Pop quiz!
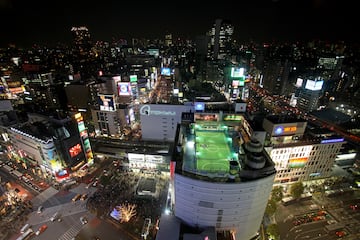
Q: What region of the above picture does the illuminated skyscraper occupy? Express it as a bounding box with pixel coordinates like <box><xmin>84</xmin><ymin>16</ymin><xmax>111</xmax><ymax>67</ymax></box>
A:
<box><xmin>207</xmin><ymin>19</ymin><xmax>234</xmax><ymax>59</ymax></box>
<box><xmin>70</xmin><ymin>26</ymin><xmax>96</xmax><ymax>80</ymax></box>
<box><xmin>71</xmin><ymin>26</ymin><xmax>92</xmax><ymax>58</ymax></box>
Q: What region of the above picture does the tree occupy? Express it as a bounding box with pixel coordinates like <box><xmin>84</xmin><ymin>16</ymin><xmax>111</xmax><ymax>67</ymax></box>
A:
<box><xmin>99</xmin><ymin>175</ymin><xmax>110</xmax><ymax>186</ymax></box>
<box><xmin>290</xmin><ymin>181</ymin><xmax>304</xmax><ymax>199</ymax></box>
<box><xmin>120</xmin><ymin>203</ymin><xmax>137</xmax><ymax>223</ymax></box>
<box><xmin>266</xmin><ymin>224</ymin><xmax>280</xmax><ymax>240</ymax></box>
<box><xmin>271</xmin><ymin>186</ymin><xmax>283</xmax><ymax>202</ymax></box>
<box><xmin>265</xmin><ymin>199</ymin><xmax>277</xmax><ymax>216</ymax></box>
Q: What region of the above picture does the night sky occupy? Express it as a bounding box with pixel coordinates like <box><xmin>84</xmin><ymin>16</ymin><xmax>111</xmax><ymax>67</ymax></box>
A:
<box><xmin>0</xmin><ymin>0</ymin><xmax>357</xmax><ymax>48</ymax></box>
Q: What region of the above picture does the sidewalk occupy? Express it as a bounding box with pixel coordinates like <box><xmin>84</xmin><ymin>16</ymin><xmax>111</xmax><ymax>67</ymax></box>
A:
<box><xmin>105</xmin><ymin>217</ymin><xmax>140</xmax><ymax>240</ymax></box>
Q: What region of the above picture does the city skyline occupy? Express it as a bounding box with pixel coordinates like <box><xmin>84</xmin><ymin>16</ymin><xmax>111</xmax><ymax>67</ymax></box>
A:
<box><xmin>0</xmin><ymin>0</ymin><xmax>357</xmax><ymax>48</ymax></box>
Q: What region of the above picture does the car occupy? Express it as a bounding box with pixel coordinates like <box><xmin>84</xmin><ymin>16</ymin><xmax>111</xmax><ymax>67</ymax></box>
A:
<box><xmin>80</xmin><ymin>216</ymin><xmax>88</xmax><ymax>225</ymax></box>
<box><xmin>92</xmin><ymin>180</ymin><xmax>98</xmax><ymax>187</ymax></box>
<box><xmin>72</xmin><ymin>193</ymin><xmax>81</xmax><ymax>202</ymax></box>
<box><xmin>80</xmin><ymin>193</ymin><xmax>88</xmax><ymax>201</ymax></box>
<box><xmin>50</xmin><ymin>212</ymin><xmax>59</xmax><ymax>221</ymax></box>
<box><xmin>35</xmin><ymin>224</ymin><xmax>47</xmax><ymax>235</ymax></box>
<box><xmin>37</xmin><ymin>206</ymin><xmax>44</xmax><ymax>214</ymax></box>
<box><xmin>335</xmin><ymin>230</ymin><xmax>347</xmax><ymax>238</ymax></box>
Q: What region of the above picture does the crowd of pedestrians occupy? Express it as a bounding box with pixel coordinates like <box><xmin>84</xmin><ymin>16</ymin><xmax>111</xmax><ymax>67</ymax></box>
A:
<box><xmin>86</xmin><ymin>165</ymin><xmax>170</xmax><ymax>239</ymax></box>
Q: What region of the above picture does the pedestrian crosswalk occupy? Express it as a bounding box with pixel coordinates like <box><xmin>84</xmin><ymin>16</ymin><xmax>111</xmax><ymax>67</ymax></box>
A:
<box><xmin>57</xmin><ymin>221</ymin><xmax>83</xmax><ymax>240</ymax></box>
<box><xmin>31</xmin><ymin>187</ymin><xmax>58</xmax><ymax>207</ymax></box>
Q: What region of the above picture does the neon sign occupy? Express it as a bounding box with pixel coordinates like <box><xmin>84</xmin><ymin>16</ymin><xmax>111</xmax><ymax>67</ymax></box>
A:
<box><xmin>275</xmin><ymin>126</ymin><xmax>297</xmax><ymax>135</ymax></box>
<box><xmin>321</xmin><ymin>138</ymin><xmax>344</xmax><ymax>144</ymax></box>
<box><xmin>140</xmin><ymin>105</ymin><xmax>176</xmax><ymax>116</ymax></box>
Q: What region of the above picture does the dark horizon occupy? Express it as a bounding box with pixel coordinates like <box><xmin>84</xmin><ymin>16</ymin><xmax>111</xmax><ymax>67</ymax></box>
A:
<box><xmin>0</xmin><ymin>0</ymin><xmax>357</xmax><ymax>48</ymax></box>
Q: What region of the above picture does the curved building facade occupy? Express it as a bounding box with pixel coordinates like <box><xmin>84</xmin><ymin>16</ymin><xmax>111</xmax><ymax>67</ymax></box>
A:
<box><xmin>174</xmin><ymin>173</ymin><xmax>275</xmax><ymax>240</ymax></box>
<box><xmin>172</xmin><ymin>119</ymin><xmax>276</xmax><ymax>240</ymax></box>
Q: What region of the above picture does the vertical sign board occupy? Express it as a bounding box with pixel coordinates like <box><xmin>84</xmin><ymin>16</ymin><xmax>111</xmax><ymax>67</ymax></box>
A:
<box><xmin>74</xmin><ymin>113</ymin><xmax>94</xmax><ymax>166</ymax></box>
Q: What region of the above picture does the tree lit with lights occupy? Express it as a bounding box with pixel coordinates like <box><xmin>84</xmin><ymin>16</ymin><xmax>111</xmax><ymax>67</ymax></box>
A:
<box><xmin>120</xmin><ymin>203</ymin><xmax>137</xmax><ymax>223</ymax></box>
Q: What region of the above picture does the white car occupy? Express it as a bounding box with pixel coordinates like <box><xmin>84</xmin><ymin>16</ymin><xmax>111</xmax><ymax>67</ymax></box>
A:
<box><xmin>80</xmin><ymin>216</ymin><xmax>88</xmax><ymax>225</ymax></box>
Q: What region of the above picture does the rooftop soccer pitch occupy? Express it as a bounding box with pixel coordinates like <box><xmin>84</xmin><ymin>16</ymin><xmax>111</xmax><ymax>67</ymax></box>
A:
<box><xmin>195</xmin><ymin>130</ymin><xmax>238</xmax><ymax>172</ymax></box>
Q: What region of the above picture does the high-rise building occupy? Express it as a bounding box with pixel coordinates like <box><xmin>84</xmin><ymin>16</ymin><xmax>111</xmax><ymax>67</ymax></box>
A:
<box><xmin>165</xmin><ymin>33</ymin><xmax>172</xmax><ymax>47</ymax></box>
<box><xmin>71</xmin><ymin>26</ymin><xmax>92</xmax><ymax>58</ymax></box>
<box><xmin>262</xmin><ymin>59</ymin><xmax>291</xmax><ymax>96</ymax></box>
<box><xmin>207</xmin><ymin>19</ymin><xmax>234</xmax><ymax>59</ymax></box>
<box><xmin>7</xmin><ymin>121</ymin><xmax>62</xmax><ymax>179</ymax></box>
<box><xmin>70</xmin><ymin>26</ymin><xmax>95</xmax><ymax>79</ymax></box>
<box><xmin>297</xmin><ymin>78</ymin><xmax>324</xmax><ymax>112</ymax></box>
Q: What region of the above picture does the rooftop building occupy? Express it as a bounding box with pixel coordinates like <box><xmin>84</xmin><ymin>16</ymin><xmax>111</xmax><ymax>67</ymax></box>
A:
<box><xmin>169</xmin><ymin>117</ymin><xmax>276</xmax><ymax>240</ymax></box>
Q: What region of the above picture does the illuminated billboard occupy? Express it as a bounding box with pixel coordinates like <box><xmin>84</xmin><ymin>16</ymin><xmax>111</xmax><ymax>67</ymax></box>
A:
<box><xmin>69</xmin><ymin>143</ymin><xmax>82</xmax><ymax>158</ymax></box>
<box><xmin>110</xmin><ymin>206</ymin><xmax>122</xmax><ymax>221</ymax></box>
<box><xmin>305</xmin><ymin>80</ymin><xmax>324</xmax><ymax>91</ymax></box>
<box><xmin>130</xmin><ymin>75</ymin><xmax>138</xmax><ymax>82</ymax></box>
<box><xmin>161</xmin><ymin>67</ymin><xmax>171</xmax><ymax>76</ymax></box>
<box><xmin>147</xmin><ymin>48</ymin><xmax>159</xmax><ymax>57</ymax></box>
<box><xmin>274</xmin><ymin>126</ymin><xmax>297</xmax><ymax>135</ymax></box>
<box><xmin>231</xmin><ymin>67</ymin><xmax>245</xmax><ymax>78</ymax></box>
<box><xmin>321</xmin><ymin>138</ymin><xmax>344</xmax><ymax>144</ymax></box>
<box><xmin>129</xmin><ymin>108</ymin><xmax>135</xmax><ymax>122</ymax></box>
<box><xmin>118</xmin><ymin>82</ymin><xmax>132</xmax><ymax>96</ymax></box>
<box><xmin>194</xmin><ymin>102</ymin><xmax>205</xmax><ymax>111</ymax></box>
<box><xmin>195</xmin><ymin>113</ymin><xmax>218</xmax><ymax>121</ymax></box>
<box><xmin>55</xmin><ymin>168</ymin><xmax>70</xmax><ymax>182</ymax></box>
<box><xmin>289</xmin><ymin>157</ymin><xmax>308</xmax><ymax>168</ymax></box>
<box><xmin>232</xmin><ymin>79</ymin><xmax>245</xmax><ymax>87</ymax></box>
<box><xmin>295</xmin><ymin>78</ymin><xmax>303</xmax><ymax>88</ymax></box>
<box><xmin>223</xmin><ymin>114</ymin><xmax>242</xmax><ymax>121</ymax></box>
<box><xmin>74</xmin><ymin>113</ymin><xmax>94</xmax><ymax>166</ymax></box>
<box><xmin>98</xmin><ymin>94</ymin><xmax>116</xmax><ymax>111</ymax></box>
<box><xmin>318</xmin><ymin>57</ymin><xmax>338</xmax><ymax>70</ymax></box>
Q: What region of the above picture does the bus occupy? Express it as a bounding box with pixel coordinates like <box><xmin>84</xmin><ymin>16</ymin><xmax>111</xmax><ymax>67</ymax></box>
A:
<box><xmin>2</xmin><ymin>164</ymin><xmax>13</xmax><ymax>173</ymax></box>
<box><xmin>299</xmin><ymin>193</ymin><xmax>312</xmax><ymax>201</ymax></box>
<box><xmin>141</xmin><ymin>218</ymin><xmax>151</xmax><ymax>239</ymax></box>
<box><xmin>20</xmin><ymin>223</ymin><xmax>30</xmax><ymax>233</ymax></box>
<box><xmin>281</xmin><ymin>196</ymin><xmax>296</xmax><ymax>206</ymax></box>
<box><xmin>16</xmin><ymin>228</ymin><xmax>34</xmax><ymax>240</ymax></box>
<box><xmin>12</xmin><ymin>170</ymin><xmax>23</xmax><ymax>178</ymax></box>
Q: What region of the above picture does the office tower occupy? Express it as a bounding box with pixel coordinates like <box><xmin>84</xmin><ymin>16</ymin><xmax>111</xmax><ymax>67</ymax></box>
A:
<box><xmin>207</xmin><ymin>19</ymin><xmax>234</xmax><ymax>59</ymax></box>
<box><xmin>297</xmin><ymin>78</ymin><xmax>324</xmax><ymax>112</ymax></box>
<box><xmin>70</xmin><ymin>26</ymin><xmax>95</xmax><ymax>79</ymax></box>
<box><xmin>262</xmin><ymin>59</ymin><xmax>291</xmax><ymax>96</ymax></box>
<box><xmin>165</xmin><ymin>33</ymin><xmax>172</xmax><ymax>47</ymax></box>
<box><xmin>71</xmin><ymin>26</ymin><xmax>92</xmax><ymax>58</ymax></box>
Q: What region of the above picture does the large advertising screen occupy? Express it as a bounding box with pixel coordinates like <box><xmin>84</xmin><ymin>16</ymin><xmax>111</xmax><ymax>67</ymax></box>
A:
<box><xmin>195</xmin><ymin>113</ymin><xmax>218</xmax><ymax>121</ymax></box>
<box><xmin>194</xmin><ymin>102</ymin><xmax>205</xmax><ymax>111</ymax></box>
<box><xmin>231</xmin><ymin>67</ymin><xmax>245</xmax><ymax>78</ymax></box>
<box><xmin>147</xmin><ymin>49</ymin><xmax>159</xmax><ymax>57</ymax></box>
<box><xmin>232</xmin><ymin>79</ymin><xmax>245</xmax><ymax>87</ymax></box>
<box><xmin>69</xmin><ymin>143</ymin><xmax>82</xmax><ymax>158</ymax></box>
<box><xmin>305</xmin><ymin>80</ymin><xmax>324</xmax><ymax>91</ymax></box>
<box><xmin>289</xmin><ymin>157</ymin><xmax>308</xmax><ymax>168</ymax></box>
<box><xmin>130</xmin><ymin>75</ymin><xmax>138</xmax><ymax>82</ymax></box>
<box><xmin>98</xmin><ymin>94</ymin><xmax>116</xmax><ymax>111</ymax></box>
<box><xmin>118</xmin><ymin>82</ymin><xmax>132</xmax><ymax>96</ymax></box>
<box><xmin>161</xmin><ymin>67</ymin><xmax>171</xmax><ymax>76</ymax></box>
<box><xmin>223</xmin><ymin>114</ymin><xmax>242</xmax><ymax>121</ymax></box>
<box><xmin>295</xmin><ymin>78</ymin><xmax>303</xmax><ymax>88</ymax></box>
<box><xmin>145</xmin><ymin>155</ymin><xmax>164</xmax><ymax>164</ymax></box>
